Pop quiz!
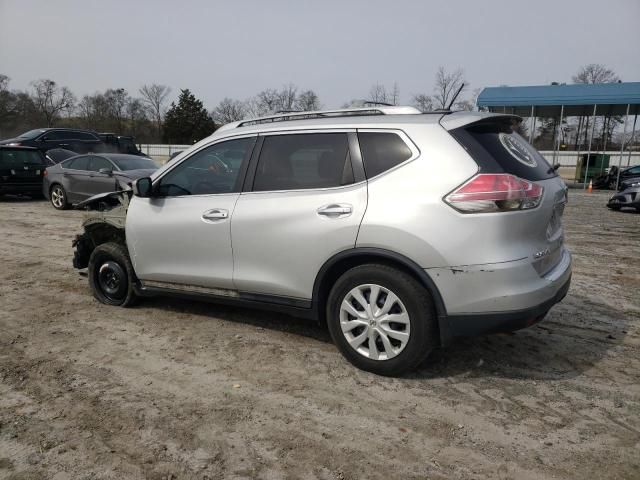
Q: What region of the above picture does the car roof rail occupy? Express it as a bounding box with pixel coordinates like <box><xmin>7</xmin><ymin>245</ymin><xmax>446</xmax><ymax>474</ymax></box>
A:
<box><xmin>236</xmin><ymin>105</ymin><xmax>423</xmax><ymax>127</ymax></box>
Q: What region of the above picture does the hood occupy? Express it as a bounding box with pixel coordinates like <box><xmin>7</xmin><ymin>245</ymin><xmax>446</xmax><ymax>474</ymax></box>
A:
<box><xmin>113</xmin><ymin>168</ymin><xmax>157</xmax><ymax>179</ymax></box>
<box><xmin>0</xmin><ymin>137</ymin><xmax>22</xmax><ymax>145</ymax></box>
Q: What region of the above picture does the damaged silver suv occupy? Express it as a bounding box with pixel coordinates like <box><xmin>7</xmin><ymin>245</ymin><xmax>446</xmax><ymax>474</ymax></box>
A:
<box><xmin>72</xmin><ymin>106</ymin><xmax>571</xmax><ymax>376</ymax></box>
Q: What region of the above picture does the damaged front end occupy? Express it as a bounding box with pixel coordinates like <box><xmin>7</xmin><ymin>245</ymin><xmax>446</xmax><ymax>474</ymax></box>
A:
<box><xmin>72</xmin><ymin>190</ymin><xmax>131</xmax><ymax>269</ymax></box>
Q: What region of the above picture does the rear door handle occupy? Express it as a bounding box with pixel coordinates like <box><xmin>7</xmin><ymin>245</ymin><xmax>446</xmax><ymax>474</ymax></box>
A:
<box><xmin>202</xmin><ymin>208</ymin><xmax>229</xmax><ymax>222</ymax></box>
<box><xmin>317</xmin><ymin>204</ymin><xmax>353</xmax><ymax>218</ymax></box>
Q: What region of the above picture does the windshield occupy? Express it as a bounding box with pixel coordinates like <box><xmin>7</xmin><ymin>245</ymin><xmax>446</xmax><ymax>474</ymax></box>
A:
<box><xmin>18</xmin><ymin>129</ymin><xmax>47</xmax><ymax>139</ymax></box>
<box><xmin>111</xmin><ymin>156</ymin><xmax>157</xmax><ymax>171</ymax></box>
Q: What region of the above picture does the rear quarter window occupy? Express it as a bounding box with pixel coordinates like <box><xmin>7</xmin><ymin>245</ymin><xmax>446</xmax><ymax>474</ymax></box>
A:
<box><xmin>358</xmin><ymin>132</ymin><xmax>413</xmax><ymax>178</ymax></box>
<box><xmin>451</xmin><ymin>120</ymin><xmax>556</xmax><ymax>181</ymax></box>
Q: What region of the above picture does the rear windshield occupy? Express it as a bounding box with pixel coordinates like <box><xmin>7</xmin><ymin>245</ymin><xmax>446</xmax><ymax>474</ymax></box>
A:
<box><xmin>0</xmin><ymin>149</ymin><xmax>46</xmax><ymax>168</ymax></box>
<box><xmin>18</xmin><ymin>129</ymin><xmax>47</xmax><ymax>139</ymax></box>
<box><xmin>451</xmin><ymin>120</ymin><xmax>557</xmax><ymax>181</ymax></box>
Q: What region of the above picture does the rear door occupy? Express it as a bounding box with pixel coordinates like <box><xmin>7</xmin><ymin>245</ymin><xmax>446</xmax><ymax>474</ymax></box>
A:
<box><xmin>231</xmin><ymin>130</ymin><xmax>367</xmax><ymax>300</ymax></box>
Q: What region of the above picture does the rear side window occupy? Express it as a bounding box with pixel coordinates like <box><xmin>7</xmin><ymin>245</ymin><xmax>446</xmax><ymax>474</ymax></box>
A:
<box><xmin>88</xmin><ymin>156</ymin><xmax>112</xmax><ymax>172</ymax></box>
<box><xmin>358</xmin><ymin>132</ymin><xmax>413</xmax><ymax>178</ymax></box>
<box><xmin>451</xmin><ymin>121</ymin><xmax>556</xmax><ymax>181</ymax></box>
<box><xmin>67</xmin><ymin>156</ymin><xmax>89</xmax><ymax>170</ymax></box>
<box><xmin>253</xmin><ymin>133</ymin><xmax>353</xmax><ymax>191</ymax></box>
<box><xmin>0</xmin><ymin>149</ymin><xmax>46</xmax><ymax>167</ymax></box>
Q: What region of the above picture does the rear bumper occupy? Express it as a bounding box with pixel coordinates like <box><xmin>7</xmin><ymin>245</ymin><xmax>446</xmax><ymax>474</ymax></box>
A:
<box><xmin>429</xmin><ymin>248</ymin><xmax>572</xmax><ymax>339</ymax></box>
<box><xmin>445</xmin><ymin>274</ymin><xmax>570</xmax><ymax>337</ymax></box>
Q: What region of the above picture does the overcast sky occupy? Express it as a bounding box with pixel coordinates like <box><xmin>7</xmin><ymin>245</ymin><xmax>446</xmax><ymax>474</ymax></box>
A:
<box><xmin>1</xmin><ymin>0</ymin><xmax>639</xmax><ymax>109</ymax></box>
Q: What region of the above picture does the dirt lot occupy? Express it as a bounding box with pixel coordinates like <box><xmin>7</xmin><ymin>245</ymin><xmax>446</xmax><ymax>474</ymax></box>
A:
<box><xmin>0</xmin><ymin>191</ymin><xmax>639</xmax><ymax>480</ymax></box>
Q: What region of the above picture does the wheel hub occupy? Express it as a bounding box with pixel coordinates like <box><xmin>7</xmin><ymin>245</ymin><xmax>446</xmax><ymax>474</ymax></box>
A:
<box><xmin>97</xmin><ymin>261</ymin><xmax>127</xmax><ymax>300</ymax></box>
<box><xmin>339</xmin><ymin>284</ymin><xmax>411</xmax><ymax>361</ymax></box>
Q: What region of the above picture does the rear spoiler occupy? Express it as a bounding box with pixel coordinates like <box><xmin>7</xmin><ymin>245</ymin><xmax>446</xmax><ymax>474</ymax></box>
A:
<box><xmin>439</xmin><ymin>112</ymin><xmax>521</xmax><ymax>131</ymax></box>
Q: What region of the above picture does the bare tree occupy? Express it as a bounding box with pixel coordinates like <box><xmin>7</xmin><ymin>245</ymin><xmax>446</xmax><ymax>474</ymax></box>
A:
<box><xmin>389</xmin><ymin>82</ymin><xmax>400</xmax><ymax>106</ymax></box>
<box><xmin>277</xmin><ymin>83</ymin><xmax>297</xmax><ymax>111</ymax></box>
<box><xmin>0</xmin><ymin>74</ymin><xmax>8</xmax><ymax>93</ymax></box>
<box><xmin>127</xmin><ymin>97</ymin><xmax>148</xmax><ymax>137</ymax></box>
<box><xmin>139</xmin><ymin>84</ymin><xmax>171</xmax><ymax>140</ymax></box>
<box><xmin>212</xmin><ymin>97</ymin><xmax>246</xmax><ymax>124</ymax></box>
<box><xmin>30</xmin><ymin>79</ymin><xmax>75</xmax><ymax>127</ymax></box>
<box><xmin>432</xmin><ymin>67</ymin><xmax>466</xmax><ymax>109</ymax></box>
<box><xmin>572</xmin><ymin>64</ymin><xmax>621</xmax><ymax>149</ymax></box>
<box><xmin>368</xmin><ymin>83</ymin><xmax>388</xmax><ymax>104</ymax></box>
<box><xmin>572</xmin><ymin>64</ymin><xmax>620</xmax><ymax>84</ymax></box>
<box><xmin>294</xmin><ymin>90</ymin><xmax>321</xmax><ymax>111</ymax></box>
<box><xmin>412</xmin><ymin>93</ymin><xmax>433</xmax><ymax>112</ymax></box>
<box><xmin>255</xmin><ymin>88</ymin><xmax>281</xmax><ymax>115</ymax></box>
<box><xmin>104</xmin><ymin>88</ymin><xmax>129</xmax><ymax>133</ymax></box>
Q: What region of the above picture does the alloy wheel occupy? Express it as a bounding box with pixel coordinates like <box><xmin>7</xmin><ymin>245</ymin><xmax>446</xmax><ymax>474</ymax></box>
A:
<box><xmin>51</xmin><ymin>186</ymin><xmax>65</xmax><ymax>208</ymax></box>
<box><xmin>339</xmin><ymin>284</ymin><xmax>411</xmax><ymax>360</ymax></box>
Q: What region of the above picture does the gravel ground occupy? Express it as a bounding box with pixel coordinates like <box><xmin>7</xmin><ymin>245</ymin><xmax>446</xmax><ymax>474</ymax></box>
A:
<box><xmin>0</xmin><ymin>190</ymin><xmax>639</xmax><ymax>480</ymax></box>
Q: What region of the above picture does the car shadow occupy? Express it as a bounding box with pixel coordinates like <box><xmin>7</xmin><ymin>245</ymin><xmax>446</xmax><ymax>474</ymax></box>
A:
<box><xmin>139</xmin><ymin>289</ymin><xmax>630</xmax><ymax>381</ymax></box>
<box><xmin>142</xmin><ymin>295</ymin><xmax>333</xmax><ymax>344</ymax></box>
<box><xmin>409</xmin><ymin>291</ymin><xmax>631</xmax><ymax>381</ymax></box>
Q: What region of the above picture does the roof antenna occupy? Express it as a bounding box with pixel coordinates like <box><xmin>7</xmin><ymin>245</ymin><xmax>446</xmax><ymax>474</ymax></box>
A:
<box><xmin>446</xmin><ymin>83</ymin><xmax>465</xmax><ymax>110</ymax></box>
<box><xmin>363</xmin><ymin>100</ymin><xmax>393</xmax><ymax>107</ymax></box>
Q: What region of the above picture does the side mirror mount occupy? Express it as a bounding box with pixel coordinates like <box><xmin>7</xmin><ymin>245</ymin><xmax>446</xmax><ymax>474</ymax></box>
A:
<box><xmin>133</xmin><ymin>177</ymin><xmax>153</xmax><ymax>197</ymax></box>
<box><xmin>98</xmin><ymin>168</ymin><xmax>113</xmax><ymax>176</ymax></box>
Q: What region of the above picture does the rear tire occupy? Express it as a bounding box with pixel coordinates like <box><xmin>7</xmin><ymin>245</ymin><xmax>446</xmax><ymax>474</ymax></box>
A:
<box><xmin>88</xmin><ymin>242</ymin><xmax>137</xmax><ymax>307</ymax></box>
<box><xmin>50</xmin><ymin>184</ymin><xmax>69</xmax><ymax>210</ymax></box>
<box><xmin>326</xmin><ymin>264</ymin><xmax>437</xmax><ymax>376</ymax></box>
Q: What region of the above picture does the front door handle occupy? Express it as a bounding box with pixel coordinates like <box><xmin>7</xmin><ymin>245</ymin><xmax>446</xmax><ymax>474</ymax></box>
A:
<box><xmin>202</xmin><ymin>208</ymin><xmax>229</xmax><ymax>222</ymax></box>
<box><xmin>317</xmin><ymin>203</ymin><xmax>353</xmax><ymax>218</ymax></box>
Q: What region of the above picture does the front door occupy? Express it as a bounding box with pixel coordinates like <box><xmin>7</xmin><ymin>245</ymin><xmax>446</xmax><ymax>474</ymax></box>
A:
<box><xmin>231</xmin><ymin>131</ymin><xmax>367</xmax><ymax>300</ymax></box>
<box><xmin>125</xmin><ymin>136</ymin><xmax>256</xmax><ymax>290</ymax></box>
<box><xmin>83</xmin><ymin>155</ymin><xmax>118</xmax><ymax>196</ymax></box>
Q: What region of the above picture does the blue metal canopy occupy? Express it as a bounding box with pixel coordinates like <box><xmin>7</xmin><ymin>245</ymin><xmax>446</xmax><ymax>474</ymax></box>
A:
<box><xmin>477</xmin><ymin>82</ymin><xmax>640</xmax><ymax>116</ymax></box>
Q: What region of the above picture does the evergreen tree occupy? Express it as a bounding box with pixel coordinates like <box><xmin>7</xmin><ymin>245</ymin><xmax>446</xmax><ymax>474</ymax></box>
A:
<box><xmin>163</xmin><ymin>89</ymin><xmax>216</xmax><ymax>144</ymax></box>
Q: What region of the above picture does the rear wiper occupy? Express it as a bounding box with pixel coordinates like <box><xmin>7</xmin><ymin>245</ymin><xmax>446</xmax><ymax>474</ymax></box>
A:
<box><xmin>547</xmin><ymin>164</ymin><xmax>561</xmax><ymax>174</ymax></box>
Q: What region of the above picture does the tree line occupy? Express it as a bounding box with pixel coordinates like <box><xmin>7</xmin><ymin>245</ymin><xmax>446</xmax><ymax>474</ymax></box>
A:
<box><xmin>0</xmin><ymin>66</ymin><xmax>478</xmax><ymax>144</ymax></box>
<box><xmin>1</xmin><ymin>64</ymin><xmax>635</xmax><ymax>149</ymax></box>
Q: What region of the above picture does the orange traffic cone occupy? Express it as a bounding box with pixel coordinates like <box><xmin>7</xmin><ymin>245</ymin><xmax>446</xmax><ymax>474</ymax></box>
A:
<box><xmin>587</xmin><ymin>179</ymin><xmax>593</xmax><ymax>193</ymax></box>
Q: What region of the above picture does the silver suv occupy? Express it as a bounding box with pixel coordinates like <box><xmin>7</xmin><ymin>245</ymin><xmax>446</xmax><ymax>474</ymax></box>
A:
<box><xmin>73</xmin><ymin>106</ymin><xmax>571</xmax><ymax>376</ymax></box>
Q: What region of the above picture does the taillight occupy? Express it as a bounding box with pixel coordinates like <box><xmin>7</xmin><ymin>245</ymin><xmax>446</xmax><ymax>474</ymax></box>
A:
<box><xmin>43</xmin><ymin>170</ymin><xmax>48</xmax><ymax>176</ymax></box>
<box><xmin>445</xmin><ymin>173</ymin><xmax>544</xmax><ymax>213</ymax></box>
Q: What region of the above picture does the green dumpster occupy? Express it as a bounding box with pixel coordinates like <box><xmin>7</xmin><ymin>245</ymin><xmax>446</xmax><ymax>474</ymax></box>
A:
<box><xmin>575</xmin><ymin>154</ymin><xmax>610</xmax><ymax>182</ymax></box>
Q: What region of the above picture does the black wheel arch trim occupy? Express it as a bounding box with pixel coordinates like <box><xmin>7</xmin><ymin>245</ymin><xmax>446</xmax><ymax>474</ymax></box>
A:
<box><xmin>311</xmin><ymin>247</ymin><xmax>451</xmax><ymax>344</ymax></box>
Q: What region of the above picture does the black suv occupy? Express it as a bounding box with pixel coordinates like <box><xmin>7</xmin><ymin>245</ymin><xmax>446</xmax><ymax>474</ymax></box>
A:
<box><xmin>0</xmin><ymin>146</ymin><xmax>48</xmax><ymax>197</ymax></box>
<box><xmin>0</xmin><ymin>128</ymin><xmax>102</xmax><ymax>154</ymax></box>
<box><xmin>98</xmin><ymin>133</ymin><xmax>145</xmax><ymax>155</ymax></box>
